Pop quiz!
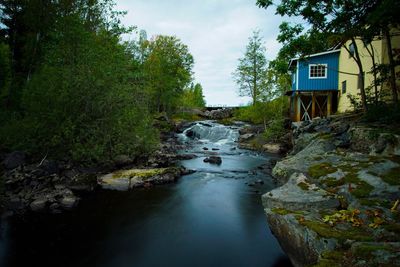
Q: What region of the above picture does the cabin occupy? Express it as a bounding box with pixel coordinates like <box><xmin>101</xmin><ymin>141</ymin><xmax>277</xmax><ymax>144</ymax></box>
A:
<box><xmin>287</xmin><ymin>49</ymin><xmax>340</xmax><ymax>122</ymax></box>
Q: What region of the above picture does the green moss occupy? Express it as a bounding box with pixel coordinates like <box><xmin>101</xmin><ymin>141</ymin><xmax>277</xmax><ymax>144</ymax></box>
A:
<box><xmin>300</xmin><ymin>220</ymin><xmax>373</xmax><ymax>242</ymax></box>
<box><xmin>380</xmin><ymin>167</ymin><xmax>400</xmax><ymax>185</ymax></box>
<box><xmin>298</xmin><ymin>181</ymin><xmax>310</xmax><ymax>191</ymax></box>
<box><xmin>359</xmin><ymin>198</ymin><xmax>391</xmax><ymax>208</ymax></box>
<box><xmin>112</xmin><ymin>168</ymin><xmax>170</xmax><ymax>180</ymax></box>
<box><xmin>321</xmin><ymin>177</ymin><xmax>345</xmax><ymax>187</ymax></box>
<box><xmin>350</xmin><ymin>180</ymin><xmax>374</xmax><ymax>198</ymax></box>
<box><xmin>318</xmin><ymin>133</ymin><xmax>333</xmax><ymax>140</ymax></box>
<box><xmin>352</xmin><ymin>243</ymin><xmax>394</xmax><ymax>259</ymax></box>
<box><xmin>309</xmin><ymin>163</ymin><xmax>337</xmax><ymax>179</ymax></box>
<box><xmin>321</xmin><ymin>250</ymin><xmax>345</xmax><ymax>261</ymax></box>
<box><xmin>271</xmin><ymin>208</ymin><xmax>304</xmax><ymax>215</ymax></box>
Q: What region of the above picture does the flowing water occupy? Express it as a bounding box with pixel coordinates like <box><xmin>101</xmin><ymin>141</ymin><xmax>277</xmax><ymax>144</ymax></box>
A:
<box><xmin>0</xmin><ymin>121</ymin><xmax>291</xmax><ymax>267</ymax></box>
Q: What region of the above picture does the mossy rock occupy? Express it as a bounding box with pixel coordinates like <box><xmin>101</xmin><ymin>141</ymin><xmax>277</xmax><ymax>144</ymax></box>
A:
<box><xmin>300</xmin><ymin>219</ymin><xmax>373</xmax><ymax>242</ymax></box>
<box><xmin>112</xmin><ymin>168</ymin><xmax>170</xmax><ymax>180</ymax></box>
<box><xmin>309</xmin><ymin>163</ymin><xmax>336</xmax><ymax>179</ymax></box>
<box><xmin>271</xmin><ymin>207</ymin><xmax>304</xmax><ymax>216</ymax></box>
<box><xmin>379</xmin><ymin>167</ymin><xmax>400</xmax><ymax>185</ymax></box>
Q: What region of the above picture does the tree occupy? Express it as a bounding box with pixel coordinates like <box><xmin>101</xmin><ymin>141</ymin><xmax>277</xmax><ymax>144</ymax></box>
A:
<box><xmin>143</xmin><ymin>35</ymin><xmax>194</xmax><ymax>114</ymax></box>
<box><xmin>0</xmin><ymin>0</ymin><xmax>158</xmax><ymax>162</ymax></box>
<box><xmin>256</xmin><ymin>0</ymin><xmax>381</xmax><ymax>111</ymax></box>
<box><xmin>181</xmin><ymin>82</ymin><xmax>206</xmax><ymax>108</ymax></box>
<box><xmin>257</xmin><ymin>0</ymin><xmax>400</xmax><ymax>109</ymax></box>
<box><xmin>233</xmin><ymin>30</ymin><xmax>268</xmax><ymax>106</ymax></box>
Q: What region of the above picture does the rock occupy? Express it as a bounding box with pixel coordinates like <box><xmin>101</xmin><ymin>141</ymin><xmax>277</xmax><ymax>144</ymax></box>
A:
<box><xmin>176</xmin><ymin>121</ymin><xmax>196</xmax><ymax>133</ymax></box>
<box><xmin>206</xmin><ymin>108</ymin><xmax>233</xmax><ymax>120</ymax></box>
<box><xmin>265</xmin><ymin>211</ymin><xmax>336</xmax><ymax>267</ymax></box>
<box><xmin>262</xmin><ymin>143</ymin><xmax>282</xmax><ymax>154</ymax></box>
<box><xmin>98</xmin><ymin>167</ymin><xmax>183</xmax><ymax>191</ymax></box>
<box><xmin>2</xmin><ymin>151</ymin><xmax>26</xmax><ymax>170</ymax></box>
<box><xmin>60</xmin><ymin>195</ymin><xmax>79</xmax><ymax>209</ymax></box>
<box><xmin>273</xmin><ymin>138</ymin><xmax>336</xmax><ymax>182</ymax></box>
<box><xmin>263</xmin><ymin>173</ymin><xmax>339</xmax><ymax>211</ymax></box>
<box><xmin>203</xmin><ymin>156</ymin><xmax>222</xmax><ymax>165</ymax></box>
<box><xmin>98</xmin><ymin>174</ymin><xmax>130</xmax><ymax>191</ymax></box>
<box><xmin>185</xmin><ymin>130</ymin><xmax>196</xmax><ymax>138</ymax></box>
<box><xmin>239</xmin><ymin>133</ymin><xmax>255</xmax><ymax>142</ymax></box>
<box><xmin>176</xmin><ymin>154</ymin><xmax>197</xmax><ymax>160</ymax></box>
<box><xmin>39</xmin><ymin>160</ymin><xmax>59</xmax><ymax>175</ymax></box>
<box><xmin>239</xmin><ymin>125</ymin><xmax>264</xmax><ymax>135</ymax></box>
<box><xmin>30</xmin><ymin>198</ymin><xmax>48</xmax><ymax>212</ymax></box>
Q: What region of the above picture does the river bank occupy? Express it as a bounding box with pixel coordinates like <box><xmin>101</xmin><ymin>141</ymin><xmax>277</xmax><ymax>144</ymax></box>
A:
<box><xmin>262</xmin><ymin>114</ymin><xmax>400</xmax><ymax>267</ymax></box>
<box><xmin>1</xmin><ymin>119</ymin><xmax>290</xmax><ymax>267</ymax></box>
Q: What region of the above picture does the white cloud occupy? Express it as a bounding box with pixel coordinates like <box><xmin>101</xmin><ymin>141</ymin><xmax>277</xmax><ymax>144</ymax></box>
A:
<box><xmin>115</xmin><ymin>0</ymin><xmax>290</xmax><ymax>106</ymax></box>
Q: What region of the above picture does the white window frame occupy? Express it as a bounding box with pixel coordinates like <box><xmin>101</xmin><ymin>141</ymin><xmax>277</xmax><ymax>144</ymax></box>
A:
<box><xmin>309</xmin><ymin>64</ymin><xmax>328</xmax><ymax>79</ymax></box>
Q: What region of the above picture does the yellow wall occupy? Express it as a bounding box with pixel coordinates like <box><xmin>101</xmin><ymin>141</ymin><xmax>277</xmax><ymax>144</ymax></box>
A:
<box><xmin>337</xmin><ymin>28</ymin><xmax>400</xmax><ymax>113</ymax></box>
<box><xmin>337</xmin><ymin>38</ymin><xmax>382</xmax><ymax>112</ymax></box>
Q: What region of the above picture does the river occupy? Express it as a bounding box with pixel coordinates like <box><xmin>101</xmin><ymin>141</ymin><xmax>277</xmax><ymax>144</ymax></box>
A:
<box><xmin>0</xmin><ymin>121</ymin><xmax>291</xmax><ymax>267</ymax></box>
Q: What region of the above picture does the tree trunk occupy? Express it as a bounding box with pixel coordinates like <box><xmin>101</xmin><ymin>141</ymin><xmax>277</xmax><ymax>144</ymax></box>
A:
<box><xmin>365</xmin><ymin>43</ymin><xmax>379</xmax><ymax>104</ymax></box>
<box><xmin>384</xmin><ymin>28</ymin><xmax>398</xmax><ymax>104</ymax></box>
<box><xmin>351</xmin><ymin>38</ymin><xmax>368</xmax><ymax>112</ymax></box>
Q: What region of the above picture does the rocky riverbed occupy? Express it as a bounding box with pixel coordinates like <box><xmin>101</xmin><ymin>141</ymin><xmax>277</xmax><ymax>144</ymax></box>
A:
<box><xmin>262</xmin><ymin>115</ymin><xmax>400</xmax><ymax>267</ymax></box>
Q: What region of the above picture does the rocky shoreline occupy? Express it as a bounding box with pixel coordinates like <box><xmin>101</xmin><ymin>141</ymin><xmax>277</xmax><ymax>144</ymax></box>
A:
<box><xmin>0</xmin><ymin>114</ymin><xmax>201</xmax><ymax>216</ymax></box>
<box><xmin>262</xmin><ymin>115</ymin><xmax>400</xmax><ymax>267</ymax></box>
<box><xmin>0</xmin><ymin>109</ymin><xmax>247</xmax><ymax>217</ymax></box>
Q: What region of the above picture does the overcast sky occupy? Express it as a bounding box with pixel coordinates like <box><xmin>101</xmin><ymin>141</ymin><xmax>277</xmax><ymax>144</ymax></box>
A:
<box><xmin>116</xmin><ymin>0</ymin><xmax>292</xmax><ymax>106</ymax></box>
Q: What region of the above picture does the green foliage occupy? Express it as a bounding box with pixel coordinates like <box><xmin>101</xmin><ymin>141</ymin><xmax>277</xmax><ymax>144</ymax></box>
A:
<box><xmin>234</xmin><ymin>97</ymin><xmax>288</xmax><ymax>124</ymax></box>
<box><xmin>263</xmin><ymin>118</ymin><xmax>286</xmax><ymax>142</ymax></box>
<box><xmin>143</xmin><ymin>35</ymin><xmax>194</xmax><ymax>114</ymax></box>
<box><xmin>0</xmin><ymin>1</ymin><xmax>160</xmax><ymax>163</ymax></box>
<box><xmin>232</xmin><ymin>30</ymin><xmax>269</xmax><ymax>105</ymax></box>
<box><xmin>180</xmin><ymin>83</ymin><xmax>206</xmax><ymax>108</ymax></box>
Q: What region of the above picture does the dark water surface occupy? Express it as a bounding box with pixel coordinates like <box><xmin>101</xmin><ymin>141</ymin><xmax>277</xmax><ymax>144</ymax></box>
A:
<box><xmin>0</xmin><ymin>122</ymin><xmax>291</xmax><ymax>267</ymax></box>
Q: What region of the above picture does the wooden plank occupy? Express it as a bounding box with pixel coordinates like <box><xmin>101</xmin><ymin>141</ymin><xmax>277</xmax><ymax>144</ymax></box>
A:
<box><xmin>311</xmin><ymin>92</ymin><xmax>316</xmax><ymax>119</ymax></box>
<box><xmin>327</xmin><ymin>92</ymin><xmax>332</xmax><ymax>116</ymax></box>
<box><xmin>296</xmin><ymin>94</ymin><xmax>301</xmax><ymax>122</ymax></box>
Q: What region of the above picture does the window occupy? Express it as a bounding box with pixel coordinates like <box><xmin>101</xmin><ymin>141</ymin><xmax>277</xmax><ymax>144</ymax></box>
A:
<box><xmin>342</xmin><ymin>80</ymin><xmax>347</xmax><ymax>94</ymax></box>
<box><xmin>309</xmin><ymin>64</ymin><xmax>327</xmax><ymax>79</ymax></box>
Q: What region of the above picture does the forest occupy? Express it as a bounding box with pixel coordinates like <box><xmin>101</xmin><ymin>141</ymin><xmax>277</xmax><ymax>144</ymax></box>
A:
<box><xmin>0</xmin><ymin>0</ymin><xmax>205</xmax><ymax>163</ymax></box>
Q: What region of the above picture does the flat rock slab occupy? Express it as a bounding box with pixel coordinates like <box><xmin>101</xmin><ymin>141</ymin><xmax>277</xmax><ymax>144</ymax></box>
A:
<box><xmin>262</xmin><ymin>173</ymin><xmax>339</xmax><ymax>211</ymax></box>
<box><xmin>98</xmin><ymin>167</ymin><xmax>182</xmax><ymax>191</ymax></box>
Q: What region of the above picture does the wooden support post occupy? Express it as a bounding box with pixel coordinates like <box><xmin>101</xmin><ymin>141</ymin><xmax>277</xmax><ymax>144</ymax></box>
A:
<box><xmin>311</xmin><ymin>92</ymin><xmax>316</xmax><ymax>119</ymax></box>
<box><xmin>327</xmin><ymin>92</ymin><xmax>332</xmax><ymax>116</ymax></box>
<box><xmin>296</xmin><ymin>94</ymin><xmax>301</xmax><ymax>122</ymax></box>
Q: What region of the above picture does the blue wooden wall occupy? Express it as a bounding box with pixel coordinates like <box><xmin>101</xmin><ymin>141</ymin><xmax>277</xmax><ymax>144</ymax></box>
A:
<box><xmin>291</xmin><ymin>51</ymin><xmax>339</xmax><ymax>91</ymax></box>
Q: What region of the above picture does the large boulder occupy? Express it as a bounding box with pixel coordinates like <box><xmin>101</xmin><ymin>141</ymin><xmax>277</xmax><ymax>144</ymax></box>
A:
<box><xmin>203</xmin><ymin>156</ymin><xmax>222</xmax><ymax>165</ymax></box>
<box><xmin>262</xmin><ymin>173</ymin><xmax>339</xmax><ymax>211</ymax></box>
<box><xmin>262</xmin><ymin>173</ymin><xmax>339</xmax><ymax>267</ymax></box>
<box><xmin>273</xmin><ymin>137</ymin><xmax>336</xmax><ymax>182</ymax></box>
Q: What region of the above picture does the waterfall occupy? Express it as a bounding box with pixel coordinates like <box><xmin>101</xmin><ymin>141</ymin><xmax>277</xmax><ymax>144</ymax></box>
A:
<box><xmin>180</xmin><ymin>121</ymin><xmax>239</xmax><ymax>144</ymax></box>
